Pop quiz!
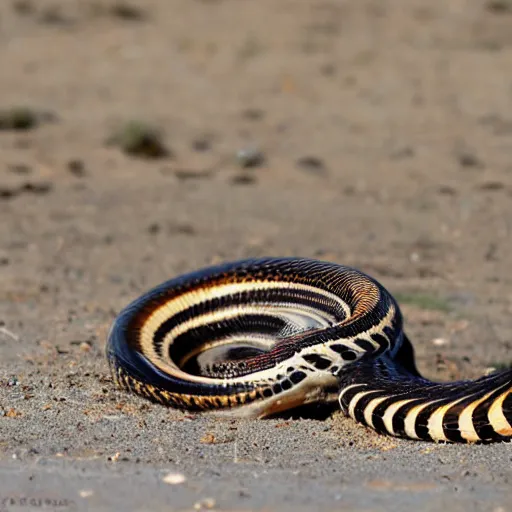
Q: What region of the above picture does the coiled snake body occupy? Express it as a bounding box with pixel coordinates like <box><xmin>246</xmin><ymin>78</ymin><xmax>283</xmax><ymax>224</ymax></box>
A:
<box><xmin>107</xmin><ymin>258</ymin><xmax>512</xmax><ymax>443</ymax></box>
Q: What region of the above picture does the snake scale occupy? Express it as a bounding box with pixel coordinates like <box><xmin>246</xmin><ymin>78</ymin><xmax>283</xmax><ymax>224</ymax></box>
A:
<box><xmin>107</xmin><ymin>257</ymin><xmax>512</xmax><ymax>443</ymax></box>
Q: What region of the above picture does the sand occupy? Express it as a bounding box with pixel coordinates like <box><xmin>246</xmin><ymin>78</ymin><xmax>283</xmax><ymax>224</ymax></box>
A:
<box><xmin>1</xmin><ymin>0</ymin><xmax>511</xmax><ymax>510</ymax></box>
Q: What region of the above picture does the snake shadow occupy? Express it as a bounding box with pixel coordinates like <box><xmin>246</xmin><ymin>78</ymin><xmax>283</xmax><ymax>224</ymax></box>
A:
<box><xmin>267</xmin><ymin>402</ymin><xmax>339</xmax><ymax>421</ymax></box>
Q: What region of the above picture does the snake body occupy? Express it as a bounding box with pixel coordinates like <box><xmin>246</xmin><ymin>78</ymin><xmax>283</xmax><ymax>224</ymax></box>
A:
<box><xmin>107</xmin><ymin>257</ymin><xmax>512</xmax><ymax>443</ymax></box>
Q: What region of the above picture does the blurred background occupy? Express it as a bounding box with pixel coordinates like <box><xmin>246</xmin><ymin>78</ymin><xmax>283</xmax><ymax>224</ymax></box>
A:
<box><xmin>1</xmin><ymin>0</ymin><xmax>512</xmax><ymax>384</ymax></box>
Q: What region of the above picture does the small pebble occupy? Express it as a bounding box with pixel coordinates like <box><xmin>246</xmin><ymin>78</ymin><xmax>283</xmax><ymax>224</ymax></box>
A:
<box><xmin>296</xmin><ymin>156</ymin><xmax>327</xmax><ymax>175</ymax></box>
<box><xmin>108</xmin><ymin>452</ymin><xmax>121</xmax><ymax>462</ymax></box>
<box><xmin>68</xmin><ymin>159</ymin><xmax>86</xmax><ymax>177</ymax></box>
<box><xmin>147</xmin><ymin>223</ymin><xmax>161</xmax><ymax>235</ymax></box>
<box><xmin>8</xmin><ymin>376</ymin><xmax>19</xmax><ymax>386</ymax></box>
<box><xmin>109</xmin><ymin>2</ymin><xmax>146</xmax><ymax>20</ymax></box>
<box><xmin>192</xmin><ymin>137</ymin><xmax>212</xmax><ymax>152</ymax></box>
<box><xmin>21</xmin><ymin>182</ymin><xmax>52</xmax><ymax>195</ymax></box>
<box><xmin>479</xmin><ymin>181</ymin><xmax>504</xmax><ymax>191</ymax></box>
<box><xmin>194</xmin><ymin>498</ymin><xmax>216</xmax><ymax>510</ymax></box>
<box><xmin>0</xmin><ymin>187</ymin><xmax>16</xmax><ymax>199</ymax></box>
<box><xmin>162</xmin><ymin>472</ymin><xmax>186</xmax><ymax>485</ymax></box>
<box><xmin>231</xmin><ymin>174</ymin><xmax>256</xmax><ymax>185</ymax></box>
<box><xmin>79</xmin><ymin>342</ymin><xmax>91</xmax><ymax>352</ymax></box>
<box><xmin>241</xmin><ymin>108</ymin><xmax>265</xmax><ymax>121</ymax></box>
<box><xmin>236</xmin><ymin>147</ymin><xmax>265</xmax><ymax>168</ymax></box>
<box><xmin>486</xmin><ymin>0</ymin><xmax>512</xmax><ymax>13</ymax></box>
<box><xmin>437</xmin><ymin>185</ymin><xmax>456</xmax><ymax>196</ymax></box>
<box><xmin>457</xmin><ymin>151</ymin><xmax>483</xmax><ymax>169</ymax></box>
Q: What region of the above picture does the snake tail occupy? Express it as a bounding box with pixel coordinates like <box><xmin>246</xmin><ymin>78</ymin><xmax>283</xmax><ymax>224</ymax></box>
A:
<box><xmin>338</xmin><ymin>357</ymin><xmax>512</xmax><ymax>443</ymax></box>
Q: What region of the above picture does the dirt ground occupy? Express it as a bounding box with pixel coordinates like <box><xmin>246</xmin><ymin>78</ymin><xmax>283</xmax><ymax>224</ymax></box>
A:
<box><xmin>1</xmin><ymin>0</ymin><xmax>512</xmax><ymax>510</ymax></box>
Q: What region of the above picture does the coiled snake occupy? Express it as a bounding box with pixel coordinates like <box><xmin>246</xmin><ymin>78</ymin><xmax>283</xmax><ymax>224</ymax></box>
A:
<box><xmin>107</xmin><ymin>258</ymin><xmax>512</xmax><ymax>443</ymax></box>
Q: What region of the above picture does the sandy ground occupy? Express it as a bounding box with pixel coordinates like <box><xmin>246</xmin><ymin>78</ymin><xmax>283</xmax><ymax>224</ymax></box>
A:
<box><xmin>1</xmin><ymin>0</ymin><xmax>512</xmax><ymax>510</ymax></box>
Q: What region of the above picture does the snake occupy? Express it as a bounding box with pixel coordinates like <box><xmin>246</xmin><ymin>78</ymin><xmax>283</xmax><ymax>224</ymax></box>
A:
<box><xmin>106</xmin><ymin>257</ymin><xmax>512</xmax><ymax>443</ymax></box>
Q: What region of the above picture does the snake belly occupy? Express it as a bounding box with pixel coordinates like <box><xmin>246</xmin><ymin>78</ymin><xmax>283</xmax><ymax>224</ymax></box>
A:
<box><xmin>106</xmin><ymin>257</ymin><xmax>512</xmax><ymax>443</ymax></box>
